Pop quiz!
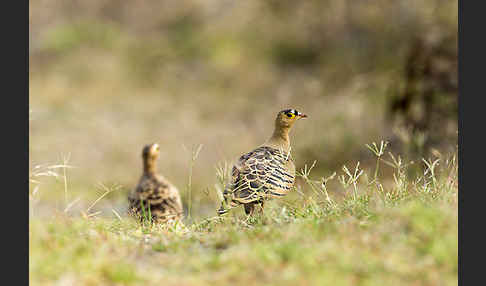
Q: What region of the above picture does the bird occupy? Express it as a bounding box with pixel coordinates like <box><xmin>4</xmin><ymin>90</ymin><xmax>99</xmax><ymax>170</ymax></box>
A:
<box><xmin>128</xmin><ymin>143</ymin><xmax>184</xmax><ymax>223</ymax></box>
<box><xmin>218</xmin><ymin>109</ymin><xmax>307</xmax><ymax>216</ymax></box>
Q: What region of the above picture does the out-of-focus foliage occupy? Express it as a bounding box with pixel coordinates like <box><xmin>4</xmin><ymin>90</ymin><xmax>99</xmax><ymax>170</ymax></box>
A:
<box><xmin>388</xmin><ymin>29</ymin><xmax>457</xmax><ymax>153</ymax></box>
<box><xmin>29</xmin><ymin>0</ymin><xmax>457</xmax><ymax>215</ymax></box>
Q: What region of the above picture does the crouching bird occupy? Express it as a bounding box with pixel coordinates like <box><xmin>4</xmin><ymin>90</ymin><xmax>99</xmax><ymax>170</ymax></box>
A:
<box><xmin>128</xmin><ymin>143</ymin><xmax>183</xmax><ymax>223</ymax></box>
<box><xmin>218</xmin><ymin>109</ymin><xmax>307</xmax><ymax>216</ymax></box>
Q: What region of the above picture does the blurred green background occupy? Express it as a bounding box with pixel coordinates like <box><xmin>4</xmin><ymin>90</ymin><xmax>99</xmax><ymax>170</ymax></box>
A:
<box><xmin>29</xmin><ymin>0</ymin><xmax>457</xmax><ymax>219</ymax></box>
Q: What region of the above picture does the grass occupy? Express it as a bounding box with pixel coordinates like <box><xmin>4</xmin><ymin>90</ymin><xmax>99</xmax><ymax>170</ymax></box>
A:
<box><xmin>29</xmin><ymin>142</ymin><xmax>458</xmax><ymax>285</ymax></box>
<box><xmin>29</xmin><ymin>2</ymin><xmax>457</xmax><ymax>283</ymax></box>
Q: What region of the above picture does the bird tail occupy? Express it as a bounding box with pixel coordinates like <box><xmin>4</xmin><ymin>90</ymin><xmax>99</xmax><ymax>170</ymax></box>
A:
<box><xmin>217</xmin><ymin>188</ymin><xmax>235</xmax><ymax>215</ymax></box>
<box><xmin>217</xmin><ymin>204</ymin><xmax>229</xmax><ymax>215</ymax></box>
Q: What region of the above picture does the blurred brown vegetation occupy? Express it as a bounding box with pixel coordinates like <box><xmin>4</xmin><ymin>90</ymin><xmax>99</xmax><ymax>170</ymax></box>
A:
<box><xmin>29</xmin><ymin>0</ymin><xmax>457</xmax><ymax>218</ymax></box>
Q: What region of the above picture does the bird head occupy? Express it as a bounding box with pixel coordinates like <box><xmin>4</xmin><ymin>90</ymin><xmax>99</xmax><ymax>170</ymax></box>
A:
<box><xmin>276</xmin><ymin>109</ymin><xmax>308</xmax><ymax>128</ymax></box>
<box><xmin>142</xmin><ymin>143</ymin><xmax>160</xmax><ymax>162</ymax></box>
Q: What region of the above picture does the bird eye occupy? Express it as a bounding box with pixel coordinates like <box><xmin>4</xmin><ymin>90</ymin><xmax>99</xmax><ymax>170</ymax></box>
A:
<box><xmin>286</xmin><ymin>113</ymin><xmax>295</xmax><ymax>118</ymax></box>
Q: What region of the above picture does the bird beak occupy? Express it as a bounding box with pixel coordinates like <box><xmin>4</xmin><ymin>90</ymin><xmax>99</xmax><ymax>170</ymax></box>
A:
<box><xmin>299</xmin><ymin>114</ymin><xmax>308</xmax><ymax>119</ymax></box>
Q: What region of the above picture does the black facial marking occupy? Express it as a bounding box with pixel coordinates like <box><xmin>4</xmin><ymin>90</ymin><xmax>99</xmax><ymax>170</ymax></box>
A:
<box><xmin>281</xmin><ymin>109</ymin><xmax>299</xmax><ymax>117</ymax></box>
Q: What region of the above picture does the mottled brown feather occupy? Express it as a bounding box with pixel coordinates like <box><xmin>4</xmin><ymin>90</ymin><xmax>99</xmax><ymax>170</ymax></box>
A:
<box><xmin>128</xmin><ymin>144</ymin><xmax>183</xmax><ymax>223</ymax></box>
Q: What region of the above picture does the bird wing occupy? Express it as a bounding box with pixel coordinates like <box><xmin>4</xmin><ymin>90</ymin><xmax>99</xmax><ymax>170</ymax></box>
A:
<box><xmin>128</xmin><ymin>176</ymin><xmax>183</xmax><ymax>220</ymax></box>
<box><xmin>226</xmin><ymin>146</ymin><xmax>295</xmax><ymax>205</ymax></box>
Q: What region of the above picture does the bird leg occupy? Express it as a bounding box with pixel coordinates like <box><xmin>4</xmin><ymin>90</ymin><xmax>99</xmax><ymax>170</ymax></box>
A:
<box><xmin>244</xmin><ymin>203</ymin><xmax>255</xmax><ymax>216</ymax></box>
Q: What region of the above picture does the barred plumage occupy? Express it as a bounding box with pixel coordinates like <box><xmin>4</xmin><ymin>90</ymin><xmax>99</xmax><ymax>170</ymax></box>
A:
<box><xmin>218</xmin><ymin>109</ymin><xmax>307</xmax><ymax>216</ymax></box>
<box><xmin>128</xmin><ymin>143</ymin><xmax>183</xmax><ymax>223</ymax></box>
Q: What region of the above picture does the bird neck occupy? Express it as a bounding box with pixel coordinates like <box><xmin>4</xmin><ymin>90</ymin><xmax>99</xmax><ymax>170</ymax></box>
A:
<box><xmin>143</xmin><ymin>160</ymin><xmax>157</xmax><ymax>175</ymax></box>
<box><xmin>266</xmin><ymin>123</ymin><xmax>291</xmax><ymax>153</ymax></box>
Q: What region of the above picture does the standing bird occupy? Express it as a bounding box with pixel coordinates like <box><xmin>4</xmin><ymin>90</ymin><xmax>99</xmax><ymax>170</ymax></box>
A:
<box><xmin>218</xmin><ymin>109</ymin><xmax>307</xmax><ymax>216</ymax></box>
<box><xmin>128</xmin><ymin>143</ymin><xmax>183</xmax><ymax>223</ymax></box>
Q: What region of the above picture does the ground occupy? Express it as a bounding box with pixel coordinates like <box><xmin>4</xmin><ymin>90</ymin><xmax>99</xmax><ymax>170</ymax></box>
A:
<box><xmin>29</xmin><ymin>148</ymin><xmax>458</xmax><ymax>285</ymax></box>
